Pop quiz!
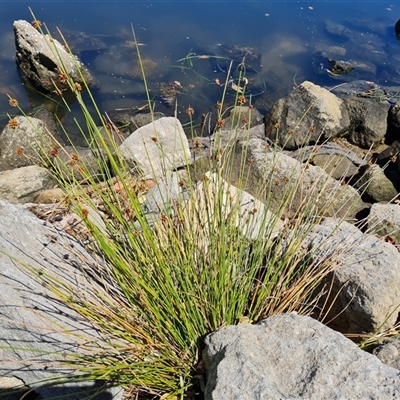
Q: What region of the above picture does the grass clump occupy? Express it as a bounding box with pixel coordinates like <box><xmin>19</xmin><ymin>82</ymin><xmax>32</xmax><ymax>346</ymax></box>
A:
<box><xmin>3</xmin><ymin>14</ymin><xmax>368</xmax><ymax>399</ymax></box>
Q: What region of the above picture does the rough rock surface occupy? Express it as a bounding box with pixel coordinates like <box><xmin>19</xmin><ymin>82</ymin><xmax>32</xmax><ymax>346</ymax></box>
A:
<box><xmin>343</xmin><ymin>96</ymin><xmax>389</xmax><ymax>148</ymax></box>
<box><xmin>354</xmin><ymin>164</ymin><xmax>399</xmax><ymax>202</ymax></box>
<box><xmin>203</xmin><ymin>314</ymin><xmax>400</xmax><ymax>400</ymax></box>
<box><xmin>305</xmin><ymin>218</ymin><xmax>400</xmax><ymax>333</ymax></box>
<box><xmin>184</xmin><ymin>172</ymin><xmax>284</xmax><ymax>242</ymax></box>
<box><xmin>265</xmin><ymin>81</ymin><xmax>350</xmax><ymax>149</ymax></box>
<box><xmin>374</xmin><ymin>336</ymin><xmax>400</xmax><ymax>370</ymax></box>
<box><xmin>0</xmin><ymin>165</ymin><xmax>54</xmax><ymax>203</ymax></box>
<box><xmin>13</xmin><ymin>20</ymin><xmax>94</xmax><ymax>93</ymax></box>
<box><xmin>0</xmin><ymin>200</ymin><xmax>123</xmax><ymax>399</ymax></box>
<box><xmin>367</xmin><ymin>203</ymin><xmax>400</xmax><ymax>244</ymax></box>
<box><xmin>225</xmin><ymin>138</ymin><xmax>366</xmax><ymax>219</ymax></box>
<box><xmin>0</xmin><ymin>116</ymin><xmax>53</xmax><ymax>170</ymax></box>
<box><xmin>387</xmin><ymin>101</ymin><xmax>400</xmax><ymax>143</ymax></box>
<box><xmin>119</xmin><ymin>116</ymin><xmax>191</xmax><ymax>179</ymax></box>
<box><xmin>51</xmin><ymin>145</ymin><xmax>106</xmax><ymax>182</ymax></box>
<box><xmin>288</xmin><ymin>142</ymin><xmax>366</xmax><ymax>179</ymax></box>
<box><xmin>108</xmin><ymin>111</ymin><xmax>165</xmax><ymax>135</ymax></box>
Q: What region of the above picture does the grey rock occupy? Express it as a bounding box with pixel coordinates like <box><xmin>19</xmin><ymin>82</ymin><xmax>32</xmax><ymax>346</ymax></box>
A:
<box><xmin>355</xmin><ymin>164</ymin><xmax>399</xmax><ymax>203</ymax></box>
<box><xmin>376</xmin><ymin>141</ymin><xmax>400</xmax><ymax>164</ymax></box>
<box><xmin>0</xmin><ymin>165</ymin><xmax>54</xmax><ymax>204</ymax></box>
<box><xmin>387</xmin><ymin>102</ymin><xmax>400</xmax><ymax>143</ymax></box>
<box><xmin>51</xmin><ymin>145</ymin><xmax>107</xmax><ymax>182</ymax></box>
<box><xmin>119</xmin><ymin>117</ymin><xmax>191</xmax><ymax>179</ymax></box>
<box><xmin>224</xmin><ymin>138</ymin><xmax>366</xmax><ymax>219</ymax></box>
<box><xmin>368</xmin><ymin>203</ymin><xmax>400</xmax><ymax>244</ymax></box>
<box><xmin>213</xmin><ymin>123</ymin><xmax>265</xmax><ymax>151</ymax></box>
<box><xmin>203</xmin><ymin>313</ymin><xmax>400</xmax><ymax>400</ymax></box>
<box><xmin>374</xmin><ymin>336</ymin><xmax>400</xmax><ymax>370</ymax></box>
<box><xmin>288</xmin><ymin>142</ymin><xmax>366</xmax><ymax>179</ymax></box>
<box><xmin>182</xmin><ymin>172</ymin><xmax>283</xmax><ymax>243</ymax></box>
<box><xmin>265</xmin><ymin>81</ymin><xmax>350</xmax><ymax>149</ymax></box>
<box><xmin>305</xmin><ymin>218</ymin><xmax>400</xmax><ymax>334</ymax></box>
<box><xmin>311</xmin><ymin>152</ymin><xmax>360</xmax><ymax>179</ymax></box>
<box><xmin>53</xmin><ymin>27</ymin><xmax>107</xmax><ymax>53</ymax></box>
<box><xmin>0</xmin><ymin>200</ymin><xmax>122</xmax><ymax>399</ymax></box>
<box><xmin>343</xmin><ymin>97</ymin><xmax>390</xmax><ymax>149</ymax></box>
<box><xmin>328</xmin><ymin>59</ymin><xmax>355</xmax><ymax>75</ymax></box>
<box><xmin>0</xmin><ymin>116</ymin><xmax>53</xmax><ymax>171</ymax></box>
<box><xmin>143</xmin><ymin>173</ymin><xmax>187</xmax><ymax>214</ymax></box>
<box><xmin>221</xmin><ymin>106</ymin><xmax>264</xmax><ymax>130</ymax></box>
<box><xmin>330</xmin><ymin>81</ymin><xmax>400</xmax><ymax>104</ymax></box>
<box><xmin>13</xmin><ymin>20</ymin><xmax>94</xmax><ymax>93</ymax></box>
<box><xmin>108</xmin><ymin>111</ymin><xmax>165</xmax><ymax>135</ymax></box>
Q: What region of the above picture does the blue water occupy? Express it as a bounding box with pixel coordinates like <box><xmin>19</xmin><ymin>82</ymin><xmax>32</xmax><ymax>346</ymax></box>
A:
<box><xmin>0</xmin><ymin>1</ymin><xmax>399</xmax><ymax>136</ymax></box>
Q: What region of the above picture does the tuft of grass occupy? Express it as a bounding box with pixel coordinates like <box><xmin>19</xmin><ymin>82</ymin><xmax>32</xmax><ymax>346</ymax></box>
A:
<box><xmin>3</xmin><ymin>11</ymin><xmax>381</xmax><ymax>399</ymax></box>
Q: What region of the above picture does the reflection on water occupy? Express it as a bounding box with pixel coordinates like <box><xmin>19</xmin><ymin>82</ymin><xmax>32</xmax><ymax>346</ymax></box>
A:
<box><xmin>1</xmin><ymin>1</ymin><xmax>400</xmax><ymax>138</ymax></box>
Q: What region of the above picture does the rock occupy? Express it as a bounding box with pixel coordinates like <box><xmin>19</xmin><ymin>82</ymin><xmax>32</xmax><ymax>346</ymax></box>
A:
<box><xmin>0</xmin><ymin>165</ymin><xmax>54</xmax><ymax>204</ymax></box>
<box><xmin>34</xmin><ymin>187</ymin><xmax>66</xmax><ymax>204</ymax></box>
<box><xmin>214</xmin><ymin>123</ymin><xmax>265</xmax><ymax>150</ymax></box>
<box><xmin>224</xmin><ymin>138</ymin><xmax>366</xmax><ymax>220</ymax></box>
<box><xmin>51</xmin><ymin>145</ymin><xmax>107</xmax><ymax>182</ymax></box>
<box><xmin>183</xmin><ymin>172</ymin><xmax>283</xmax><ymax>243</ymax></box>
<box><xmin>210</xmin><ymin>43</ymin><xmax>262</xmax><ymax>71</ymax></box>
<box><xmin>328</xmin><ymin>59</ymin><xmax>355</xmax><ymax>75</ymax></box>
<box><xmin>53</xmin><ymin>27</ymin><xmax>108</xmax><ymax>53</ymax></box>
<box><xmin>325</xmin><ymin>20</ymin><xmax>354</xmax><ymax>40</ymax></box>
<box><xmin>0</xmin><ymin>116</ymin><xmax>54</xmax><ymax>170</ymax></box>
<box><xmin>387</xmin><ymin>102</ymin><xmax>400</xmax><ymax>144</ymax></box>
<box><xmin>311</xmin><ymin>152</ymin><xmax>360</xmax><ymax>179</ymax></box>
<box><xmin>119</xmin><ymin>117</ymin><xmax>191</xmax><ymax>180</ymax></box>
<box><xmin>221</xmin><ymin>106</ymin><xmax>264</xmax><ymax>130</ymax></box>
<box><xmin>203</xmin><ymin>313</ymin><xmax>400</xmax><ymax>400</ymax></box>
<box><xmin>288</xmin><ymin>142</ymin><xmax>365</xmax><ymax>179</ymax></box>
<box><xmin>305</xmin><ymin>218</ymin><xmax>400</xmax><ymax>334</ymax></box>
<box><xmin>0</xmin><ymin>200</ymin><xmax>123</xmax><ymax>399</ymax></box>
<box><xmin>367</xmin><ymin>203</ymin><xmax>400</xmax><ymax>244</ymax></box>
<box><xmin>354</xmin><ymin>164</ymin><xmax>398</xmax><ymax>203</ymax></box>
<box><xmin>265</xmin><ymin>81</ymin><xmax>350</xmax><ymax>149</ymax></box>
<box><xmin>28</xmin><ymin>106</ymin><xmax>59</xmax><ymax>138</ymax></box>
<box><xmin>376</xmin><ymin>141</ymin><xmax>400</xmax><ymax>163</ymax></box>
<box><xmin>13</xmin><ymin>20</ymin><xmax>94</xmax><ymax>93</ymax></box>
<box><xmin>343</xmin><ymin>97</ymin><xmax>389</xmax><ymax>148</ymax></box>
<box><xmin>374</xmin><ymin>141</ymin><xmax>400</xmax><ymax>190</ymax></box>
<box><xmin>108</xmin><ymin>111</ymin><xmax>165</xmax><ymax>135</ymax></box>
<box><xmin>374</xmin><ymin>336</ymin><xmax>400</xmax><ymax>370</ymax></box>
<box><xmin>210</xmin><ymin>106</ymin><xmax>265</xmax><ymax>147</ymax></box>
<box><xmin>143</xmin><ymin>173</ymin><xmax>187</xmax><ymax>215</ymax></box>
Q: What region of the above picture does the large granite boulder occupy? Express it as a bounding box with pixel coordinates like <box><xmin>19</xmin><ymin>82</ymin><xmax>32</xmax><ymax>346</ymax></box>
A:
<box><xmin>367</xmin><ymin>203</ymin><xmax>400</xmax><ymax>244</ymax></box>
<box><xmin>119</xmin><ymin>116</ymin><xmax>191</xmax><ymax>180</ymax></box>
<box><xmin>374</xmin><ymin>336</ymin><xmax>400</xmax><ymax>370</ymax></box>
<box><xmin>203</xmin><ymin>314</ymin><xmax>400</xmax><ymax>400</ymax></box>
<box><xmin>305</xmin><ymin>218</ymin><xmax>400</xmax><ymax>334</ymax></box>
<box><xmin>0</xmin><ymin>116</ymin><xmax>54</xmax><ymax>170</ymax></box>
<box><xmin>353</xmin><ymin>164</ymin><xmax>398</xmax><ymax>203</ymax></box>
<box><xmin>343</xmin><ymin>96</ymin><xmax>390</xmax><ymax>148</ymax></box>
<box><xmin>265</xmin><ymin>81</ymin><xmax>350</xmax><ymax>149</ymax></box>
<box><xmin>0</xmin><ymin>200</ymin><xmax>123</xmax><ymax>399</ymax></box>
<box><xmin>0</xmin><ymin>165</ymin><xmax>54</xmax><ymax>203</ymax></box>
<box><xmin>224</xmin><ymin>138</ymin><xmax>366</xmax><ymax>220</ymax></box>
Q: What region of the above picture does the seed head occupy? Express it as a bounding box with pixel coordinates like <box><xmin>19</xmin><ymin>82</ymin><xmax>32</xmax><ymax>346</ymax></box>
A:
<box><xmin>8</xmin><ymin>118</ymin><xmax>19</xmax><ymax>129</ymax></box>
<box><xmin>9</xmin><ymin>98</ymin><xmax>18</xmax><ymax>107</ymax></box>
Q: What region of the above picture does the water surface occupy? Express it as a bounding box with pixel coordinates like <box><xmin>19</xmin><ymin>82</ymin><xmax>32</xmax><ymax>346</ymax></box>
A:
<box><xmin>0</xmin><ymin>1</ymin><xmax>399</xmax><ymax>137</ymax></box>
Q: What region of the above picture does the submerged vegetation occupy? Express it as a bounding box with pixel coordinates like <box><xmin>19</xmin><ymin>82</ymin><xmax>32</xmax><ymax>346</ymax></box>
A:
<box><xmin>3</xmin><ymin>10</ymin><xmax>400</xmax><ymax>400</ymax></box>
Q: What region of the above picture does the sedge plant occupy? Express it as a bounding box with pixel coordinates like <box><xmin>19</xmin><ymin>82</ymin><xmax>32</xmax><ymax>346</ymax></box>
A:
<box><xmin>2</xmin><ymin>12</ymin><xmax>386</xmax><ymax>399</ymax></box>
